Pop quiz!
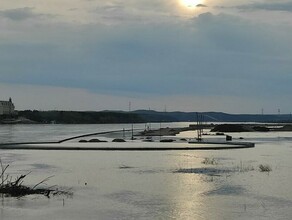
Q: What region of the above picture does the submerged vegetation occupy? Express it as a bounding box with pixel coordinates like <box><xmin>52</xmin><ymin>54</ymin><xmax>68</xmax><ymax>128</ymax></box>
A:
<box><xmin>259</xmin><ymin>164</ymin><xmax>272</xmax><ymax>172</ymax></box>
<box><xmin>201</xmin><ymin>157</ymin><xmax>218</xmax><ymax>165</ymax></box>
<box><xmin>175</xmin><ymin>160</ymin><xmax>272</xmax><ymax>176</ymax></box>
<box><xmin>234</xmin><ymin>161</ymin><xmax>255</xmax><ymax>172</ymax></box>
<box><xmin>0</xmin><ymin>159</ymin><xmax>72</xmax><ymax>198</ymax></box>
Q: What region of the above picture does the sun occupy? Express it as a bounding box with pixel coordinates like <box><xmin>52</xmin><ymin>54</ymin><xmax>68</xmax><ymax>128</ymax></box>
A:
<box><xmin>180</xmin><ymin>0</ymin><xmax>203</xmax><ymax>8</ymax></box>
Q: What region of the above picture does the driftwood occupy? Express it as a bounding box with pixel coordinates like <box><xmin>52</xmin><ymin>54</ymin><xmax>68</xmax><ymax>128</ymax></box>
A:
<box><xmin>0</xmin><ymin>159</ymin><xmax>72</xmax><ymax>198</ymax></box>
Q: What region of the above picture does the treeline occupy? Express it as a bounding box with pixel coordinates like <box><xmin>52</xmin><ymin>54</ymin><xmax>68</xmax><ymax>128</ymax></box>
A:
<box><xmin>15</xmin><ymin>110</ymin><xmax>292</xmax><ymax>124</ymax></box>
<box><xmin>18</xmin><ymin>110</ymin><xmax>144</xmax><ymax>124</ymax></box>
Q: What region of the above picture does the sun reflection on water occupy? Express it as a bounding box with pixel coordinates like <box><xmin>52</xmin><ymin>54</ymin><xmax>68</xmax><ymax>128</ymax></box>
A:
<box><xmin>166</xmin><ymin>151</ymin><xmax>216</xmax><ymax>219</ymax></box>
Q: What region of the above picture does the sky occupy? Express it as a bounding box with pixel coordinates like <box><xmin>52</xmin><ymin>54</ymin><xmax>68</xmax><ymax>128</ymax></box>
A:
<box><xmin>0</xmin><ymin>0</ymin><xmax>292</xmax><ymax>113</ymax></box>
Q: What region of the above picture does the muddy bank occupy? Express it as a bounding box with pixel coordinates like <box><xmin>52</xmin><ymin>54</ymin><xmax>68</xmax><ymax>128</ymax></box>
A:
<box><xmin>139</xmin><ymin>123</ymin><xmax>292</xmax><ymax>136</ymax></box>
<box><xmin>139</xmin><ymin>124</ymin><xmax>214</xmax><ymax>136</ymax></box>
<box><xmin>211</xmin><ymin>123</ymin><xmax>292</xmax><ymax>132</ymax></box>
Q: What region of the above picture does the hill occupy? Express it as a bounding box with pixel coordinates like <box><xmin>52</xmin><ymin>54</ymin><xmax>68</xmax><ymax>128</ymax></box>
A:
<box><xmin>133</xmin><ymin>110</ymin><xmax>292</xmax><ymax>123</ymax></box>
<box><xmin>4</xmin><ymin>110</ymin><xmax>291</xmax><ymax>124</ymax></box>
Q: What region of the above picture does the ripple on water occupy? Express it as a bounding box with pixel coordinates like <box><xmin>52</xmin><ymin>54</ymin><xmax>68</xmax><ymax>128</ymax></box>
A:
<box><xmin>203</xmin><ymin>185</ymin><xmax>246</xmax><ymax>196</ymax></box>
<box><xmin>173</xmin><ymin>167</ymin><xmax>232</xmax><ymax>176</ymax></box>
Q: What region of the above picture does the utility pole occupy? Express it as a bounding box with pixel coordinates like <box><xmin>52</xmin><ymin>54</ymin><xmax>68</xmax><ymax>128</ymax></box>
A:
<box><xmin>131</xmin><ymin>123</ymin><xmax>134</xmax><ymax>140</ymax></box>
<box><xmin>129</xmin><ymin>102</ymin><xmax>131</xmax><ymax>112</ymax></box>
<box><xmin>129</xmin><ymin>101</ymin><xmax>133</xmax><ymax>140</ymax></box>
<box><xmin>196</xmin><ymin>113</ymin><xmax>203</xmax><ymax>141</ymax></box>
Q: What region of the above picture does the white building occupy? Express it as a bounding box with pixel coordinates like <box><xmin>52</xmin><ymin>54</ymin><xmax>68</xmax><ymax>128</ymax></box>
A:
<box><xmin>0</xmin><ymin>98</ymin><xmax>15</xmax><ymax>115</ymax></box>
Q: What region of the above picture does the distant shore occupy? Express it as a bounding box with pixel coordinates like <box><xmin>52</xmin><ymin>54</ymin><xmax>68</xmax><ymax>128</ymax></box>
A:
<box><xmin>1</xmin><ymin>110</ymin><xmax>292</xmax><ymax>124</ymax></box>
<box><xmin>139</xmin><ymin>123</ymin><xmax>292</xmax><ymax>136</ymax></box>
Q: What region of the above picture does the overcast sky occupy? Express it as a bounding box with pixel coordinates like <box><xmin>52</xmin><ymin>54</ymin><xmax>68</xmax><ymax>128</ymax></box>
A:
<box><xmin>1</xmin><ymin>0</ymin><xmax>292</xmax><ymax>113</ymax></box>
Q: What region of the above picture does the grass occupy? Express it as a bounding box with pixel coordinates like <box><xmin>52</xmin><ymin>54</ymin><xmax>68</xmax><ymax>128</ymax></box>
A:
<box><xmin>235</xmin><ymin>161</ymin><xmax>255</xmax><ymax>172</ymax></box>
<box><xmin>0</xmin><ymin>159</ymin><xmax>72</xmax><ymax>198</ymax></box>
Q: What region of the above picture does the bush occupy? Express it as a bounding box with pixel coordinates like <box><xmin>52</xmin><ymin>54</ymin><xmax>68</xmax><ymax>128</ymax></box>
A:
<box><xmin>0</xmin><ymin>159</ymin><xmax>72</xmax><ymax>198</ymax></box>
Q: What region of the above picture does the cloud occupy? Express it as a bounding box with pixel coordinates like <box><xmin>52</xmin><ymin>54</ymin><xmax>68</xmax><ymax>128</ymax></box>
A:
<box><xmin>0</xmin><ymin>7</ymin><xmax>53</xmax><ymax>21</ymax></box>
<box><xmin>192</xmin><ymin>12</ymin><xmax>291</xmax><ymax>55</ymax></box>
<box><xmin>237</xmin><ymin>1</ymin><xmax>292</xmax><ymax>12</ymax></box>
<box><xmin>88</xmin><ymin>0</ymin><xmax>186</xmax><ymax>25</ymax></box>
<box><xmin>1</xmin><ymin>7</ymin><xmax>292</xmax><ymax>112</ymax></box>
<box><xmin>0</xmin><ymin>7</ymin><xmax>39</xmax><ymax>21</ymax></box>
<box><xmin>1</xmin><ymin>13</ymin><xmax>291</xmax><ymax>98</ymax></box>
<box><xmin>196</xmin><ymin>4</ymin><xmax>207</xmax><ymax>8</ymax></box>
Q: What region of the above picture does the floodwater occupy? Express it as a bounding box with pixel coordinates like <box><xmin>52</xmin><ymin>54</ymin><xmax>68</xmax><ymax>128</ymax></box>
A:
<box><xmin>0</xmin><ymin>123</ymin><xmax>291</xmax><ymax>219</ymax></box>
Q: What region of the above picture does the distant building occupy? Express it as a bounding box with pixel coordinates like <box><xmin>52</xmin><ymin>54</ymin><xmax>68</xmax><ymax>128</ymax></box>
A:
<box><xmin>0</xmin><ymin>98</ymin><xmax>15</xmax><ymax>115</ymax></box>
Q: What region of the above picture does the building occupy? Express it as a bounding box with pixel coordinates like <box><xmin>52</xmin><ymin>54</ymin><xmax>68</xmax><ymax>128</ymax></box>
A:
<box><xmin>0</xmin><ymin>98</ymin><xmax>15</xmax><ymax>115</ymax></box>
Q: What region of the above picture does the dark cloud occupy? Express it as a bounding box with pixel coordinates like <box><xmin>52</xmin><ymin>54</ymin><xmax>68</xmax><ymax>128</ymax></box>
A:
<box><xmin>1</xmin><ymin>11</ymin><xmax>292</xmax><ymax>111</ymax></box>
<box><xmin>237</xmin><ymin>1</ymin><xmax>292</xmax><ymax>12</ymax></box>
<box><xmin>0</xmin><ymin>7</ymin><xmax>37</xmax><ymax>21</ymax></box>
<box><xmin>196</xmin><ymin>4</ymin><xmax>207</xmax><ymax>8</ymax></box>
<box><xmin>192</xmin><ymin>12</ymin><xmax>282</xmax><ymax>54</ymax></box>
<box><xmin>0</xmin><ymin>7</ymin><xmax>52</xmax><ymax>21</ymax></box>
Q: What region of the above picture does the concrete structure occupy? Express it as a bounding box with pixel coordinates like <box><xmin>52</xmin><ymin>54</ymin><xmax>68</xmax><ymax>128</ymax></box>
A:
<box><xmin>0</xmin><ymin>98</ymin><xmax>15</xmax><ymax>115</ymax></box>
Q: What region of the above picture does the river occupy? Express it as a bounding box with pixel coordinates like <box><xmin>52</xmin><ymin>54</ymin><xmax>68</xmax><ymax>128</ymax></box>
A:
<box><xmin>0</xmin><ymin>123</ymin><xmax>291</xmax><ymax>219</ymax></box>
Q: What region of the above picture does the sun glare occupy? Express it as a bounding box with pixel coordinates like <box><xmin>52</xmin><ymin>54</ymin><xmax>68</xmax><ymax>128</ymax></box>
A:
<box><xmin>180</xmin><ymin>0</ymin><xmax>203</xmax><ymax>8</ymax></box>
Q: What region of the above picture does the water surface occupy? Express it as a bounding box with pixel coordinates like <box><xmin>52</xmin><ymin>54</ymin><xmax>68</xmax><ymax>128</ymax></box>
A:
<box><xmin>0</xmin><ymin>123</ymin><xmax>291</xmax><ymax>219</ymax></box>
